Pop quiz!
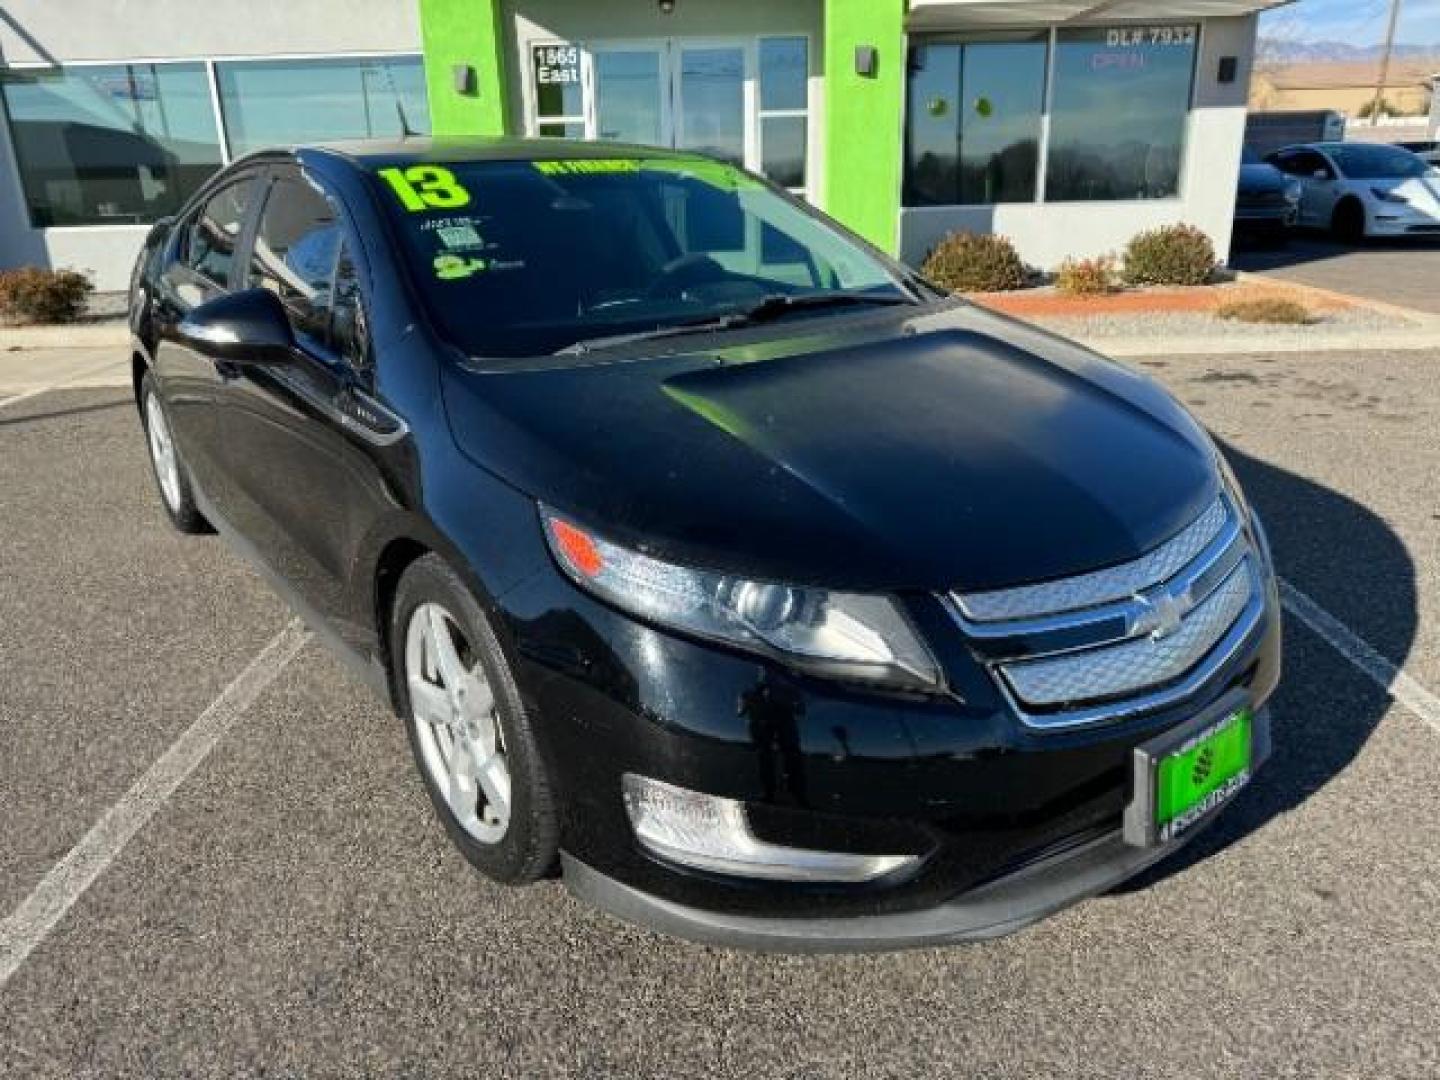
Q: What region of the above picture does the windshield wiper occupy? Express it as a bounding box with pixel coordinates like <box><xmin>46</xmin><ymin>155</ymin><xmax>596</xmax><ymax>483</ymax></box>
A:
<box><xmin>557</xmin><ymin>291</ymin><xmax>917</xmax><ymax>355</ymax></box>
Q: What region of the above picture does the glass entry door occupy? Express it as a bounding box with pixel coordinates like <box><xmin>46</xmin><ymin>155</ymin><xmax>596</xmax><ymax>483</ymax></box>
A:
<box><xmin>588</xmin><ymin>40</ymin><xmax>753</xmax><ymax>170</ymax></box>
<box><xmin>592</xmin><ymin>45</ymin><xmax>668</xmax><ymax>146</ymax></box>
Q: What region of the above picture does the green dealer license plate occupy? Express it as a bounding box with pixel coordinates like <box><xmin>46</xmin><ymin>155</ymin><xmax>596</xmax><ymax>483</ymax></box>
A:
<box><xmin>1154</xmin><ymin>709</ymin><xmax>1252</xmax><ymax>843</ymax></box>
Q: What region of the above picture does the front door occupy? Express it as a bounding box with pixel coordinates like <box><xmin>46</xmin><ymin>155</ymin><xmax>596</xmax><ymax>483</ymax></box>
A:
<box><xmin>588</xmin><ymin>40</ymin><xmax>753</xmax><ymax>170</ymax></box>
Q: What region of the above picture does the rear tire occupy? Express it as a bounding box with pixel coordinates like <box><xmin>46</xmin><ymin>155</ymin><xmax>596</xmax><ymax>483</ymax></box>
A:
<box><xmin>139</xmin><ymin>371</ymin><xmax>209</xmax><ymax>534</ymax></box>
<box><xmin>391</xmin><ymin>554</ymin><xmax>559</xmax><ymax>885</ymax></box>
<box><xmin>1331</xmin><ymin>199</ymin><xmax>1367</xmax><ymax>243</ymax></box>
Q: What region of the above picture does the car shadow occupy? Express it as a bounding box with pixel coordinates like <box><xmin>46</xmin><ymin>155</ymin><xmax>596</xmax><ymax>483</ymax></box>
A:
<box><xmin>1117</xmin><ymin>438</ymin><xmax>1417</xmax><ymax>889</ymax></box>
<box><xmin>1230</xmin><ymin>231</ymin><xmax>1440</xmax><ymax>273</ymax></box>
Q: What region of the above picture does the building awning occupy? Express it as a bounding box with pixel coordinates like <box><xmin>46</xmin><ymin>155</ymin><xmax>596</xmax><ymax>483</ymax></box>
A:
<box><xmin>908</xmin><ymin>0</ymin><xmax>1292</xmax><ymax>31</ymax></box>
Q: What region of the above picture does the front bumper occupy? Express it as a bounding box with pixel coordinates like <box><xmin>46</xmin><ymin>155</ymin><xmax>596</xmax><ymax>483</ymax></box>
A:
<box><xmin>564</xmin><ymin>698</ymin><xmax>1266</xmax><ymax>952</ymax></box>
<box><xmin>1367</xmin><ymin>205</ymin><xmax>1440</xmax><ymax>235</ymax></box>
<box><xmin>496</xmin><ymin>507</ymin><xmax>1282</xmax><ymax>948</ymax></box>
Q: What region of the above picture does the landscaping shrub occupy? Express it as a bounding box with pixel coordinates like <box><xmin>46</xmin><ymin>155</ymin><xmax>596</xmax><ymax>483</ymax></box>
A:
<box><xmin>1054</xmin><ymin>254</ymin><xmax>1118</xmax><ymax>297</ymax></box>
<box><xmin>1215</xmin><ymin>297</ymin><xmax>1314</xmax><ymax>325</ymax></box>
<box><xmin>921</xmin><ymin>232</ymin><xmax>1028</xmax><ymax>293</ymax></box>
<box><xmin>1120</xmin><ymin>224</ymin><xmax>1217</xmax><ymax>287</ymax></box>
<box><xmin>0</xmin><ymin>267</ymin><xmax>94</xmax><ymax>324</ymax></box>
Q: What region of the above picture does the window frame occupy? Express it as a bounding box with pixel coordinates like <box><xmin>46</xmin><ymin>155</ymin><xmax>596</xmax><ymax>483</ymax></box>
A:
<box><xmin>174</xmin><ymin>166</ymin><xmax>267</xmax><ymax>294</ymax></box>
<box><xmin>902</xmin><ymin>31</ymin><xmax>1051</xmax><ymax>209</ymax></box>
<box><xmin>519</xmin><ymin>33</ymin><xmax>817</xmax><ymax>200</ymax></box>
<box><xmin>247</xmin><ymin>163</ymin><xmax>346</xmax><ymax>347</ymax></box>
<box><xmin>1039</xmin><ymin>21</ymin><xmax>1203</xmax><ymax>206</ymax></box>
<box><xmin>0</xmin><ymin>60</ymin><xmax>226</xmax><ymax>229</ymax></box>
<box><xmin>0</xmin><ymin>50</ymin><xmax>427</xmax><ymax>232</ymax></box>
<box><xmin>901</xmin><ymin>22</ymin><xmax>1204</xmax><ymax>210</ymax></box>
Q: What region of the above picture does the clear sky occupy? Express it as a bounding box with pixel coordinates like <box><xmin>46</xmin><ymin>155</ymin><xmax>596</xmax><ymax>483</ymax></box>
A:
<box><xmin>1262</xmin><ymin>0</ymin><xmax>1440</xmax><ymax>46</ymax></box>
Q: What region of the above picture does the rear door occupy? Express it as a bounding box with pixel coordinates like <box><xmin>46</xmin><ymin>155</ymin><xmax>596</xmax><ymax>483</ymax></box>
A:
<box><xmin>150</xmin><ymin>170</ymin><xmax>265</xmax><ymax>507</ymax></box>
<box><xmin>215</xmin><ymin>163</ymin><xmax>400</xmax><ymax>643</ymax></box>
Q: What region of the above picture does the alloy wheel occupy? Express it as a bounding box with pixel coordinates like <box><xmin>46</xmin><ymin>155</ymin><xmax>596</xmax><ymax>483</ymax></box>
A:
<box><xmin>405</xmin><ymin>602</ymin><xmax>512</xmax><ymax>843</ymax></box>
<box><xmin>145</xmin><ymin>392</ymin><xmax>181</xmax><ymax>512</ymax></box>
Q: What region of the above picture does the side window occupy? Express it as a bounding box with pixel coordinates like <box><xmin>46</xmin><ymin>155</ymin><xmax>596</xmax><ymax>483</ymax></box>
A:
<box><xmin>248</xmin><ymin>170</ymin><xmax>340</xmax><ymax>343</ymax></box>
<box><xmin>184</xmin><ymin>180</ymin><xmax>252</xmax><ymax>286</ymax></box>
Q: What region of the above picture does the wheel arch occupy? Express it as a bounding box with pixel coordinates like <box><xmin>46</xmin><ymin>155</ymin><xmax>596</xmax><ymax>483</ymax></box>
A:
<box><xmin>372</xmin><ymin>534</ymin><xmax>435</xmax><ymax>709</ymax></box>
<box><xmin>1332</xmin><ymin>194</ymin><xmax>1368</xmax><ymax>234</ymax></box>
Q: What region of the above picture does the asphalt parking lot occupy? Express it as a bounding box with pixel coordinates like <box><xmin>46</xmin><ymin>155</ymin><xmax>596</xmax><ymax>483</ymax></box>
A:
<box><xmin>3</xmin><ymin>347</ymin><xmax>1440</xmax><ymax>1077</ymax></box>
<box><xmin>1232</xmin><ymin>233</ymin><xmax>1440</xmax><ymax>315</ymax></box>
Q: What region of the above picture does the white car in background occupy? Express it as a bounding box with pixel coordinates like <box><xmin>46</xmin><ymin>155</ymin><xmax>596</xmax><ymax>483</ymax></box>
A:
<box><xmin>1266</xmin><ymin>142</ymin><xmax>1440</xmax><ymax>241</ymax></box>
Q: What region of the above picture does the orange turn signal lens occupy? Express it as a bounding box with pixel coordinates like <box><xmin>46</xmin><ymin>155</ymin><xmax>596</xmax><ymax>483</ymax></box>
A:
<box><xmin>547</xmin><ymin>517</ymin><xmax>604</xmax><ymax>578</ymax></box>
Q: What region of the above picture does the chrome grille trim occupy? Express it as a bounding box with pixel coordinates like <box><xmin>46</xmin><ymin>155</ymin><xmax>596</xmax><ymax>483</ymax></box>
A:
<box><xmin>955</xmin><ymin>497</ymin><xmax>1229</xmax><ymax>623</ymax></box>
<box><xmin>996</xmin><ymin>592</ymin><xmax>1266</xmax><ymax>731</ymax></box>
<box><xmin>944</xmin><ymin>495</ymin><xmax>1268</xmax><ymax>731</ymax></box>
<box><xmin>1001</xmin><ymin>560</ymin><xmax>1256</xmax><ymax>707</ymax></box>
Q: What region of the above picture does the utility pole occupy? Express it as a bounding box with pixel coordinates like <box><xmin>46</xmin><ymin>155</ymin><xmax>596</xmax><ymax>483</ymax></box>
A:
<box><xmin>1368</xmin><ymin>0</ymin><xmax>1403</xmax><ymax>126</ymax></box>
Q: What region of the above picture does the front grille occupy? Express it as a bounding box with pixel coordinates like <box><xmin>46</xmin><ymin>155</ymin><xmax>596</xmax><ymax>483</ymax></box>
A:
<box><xmin>950</xmin><ymin>497</ymin><xmax>1264</xmax><ymax>730</ymax></box>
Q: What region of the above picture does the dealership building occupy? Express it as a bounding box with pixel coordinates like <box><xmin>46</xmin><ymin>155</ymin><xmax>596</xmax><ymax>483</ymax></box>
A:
<box><xmin>0</xmin><ymin>0</ymin><xmax>1281</xmax><ymax>291</ymax></box>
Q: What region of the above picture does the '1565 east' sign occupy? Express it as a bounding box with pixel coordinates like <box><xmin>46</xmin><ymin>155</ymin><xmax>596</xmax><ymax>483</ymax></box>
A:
<box><xmin>533</xmin><ymin>45</ymin><xmax>580</xmax><ymax>86</ymax></box>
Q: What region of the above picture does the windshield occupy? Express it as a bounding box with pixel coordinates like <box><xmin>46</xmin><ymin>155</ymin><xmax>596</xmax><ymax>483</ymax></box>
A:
<box><xmin>1241</xmin><ymin>146</ymin><xmax>1262</xmax><ymax>165</ymax></box>
<box><xmin>1327</xmin><ymin>144</ymin><xmax>1432</xmax><ymax>180</ymax></box>
<box><xmin>371</xmin><ymin>156</ymin><xmax>911</xmax><ymax>357</ymax></box>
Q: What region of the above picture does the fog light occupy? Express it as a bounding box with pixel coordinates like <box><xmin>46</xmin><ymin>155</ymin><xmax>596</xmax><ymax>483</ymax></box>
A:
<box><xmin>622</xmin><ymin>774</ymin><xmax>920</xmax><ymax>883</ymax></box>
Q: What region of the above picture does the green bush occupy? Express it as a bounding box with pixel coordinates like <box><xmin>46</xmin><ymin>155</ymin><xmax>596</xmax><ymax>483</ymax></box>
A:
<box><xmin>0</xmin><ymin>267</ymin><xmax>94</xmax><ymax>324</ymax></box>
<box><xmin>920</xmin><ymin>232</ymin><xmax>1028</xmax><ymax>293</ymax></box>
<box><xmin>1120</xmin><ymin>224</ymin><xmax>1217</xmax><ymax>287</ymax></box>
<box><xmin>1055</xmin><ymin>254</ymin><xmax>1118</xmax><ymax>297</ymax></box>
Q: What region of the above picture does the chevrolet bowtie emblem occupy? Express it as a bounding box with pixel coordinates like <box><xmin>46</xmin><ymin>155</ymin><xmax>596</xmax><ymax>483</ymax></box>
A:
<box><xmin>1130</xmin><ymin>589</ymin><xmax>1191</xmax><ymax>642</ymax></box>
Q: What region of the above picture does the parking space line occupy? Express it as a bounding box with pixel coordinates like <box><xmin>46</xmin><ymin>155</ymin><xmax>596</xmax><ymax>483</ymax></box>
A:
<box><xmin>1280</xmin><ymin>577</ymin><xmax>1440</xmax><ymax>736</ymax></box>
<box><xmin>0</xmin><ymin>358</ymin><xmax>130</xmax><ymax>413</ymax></box>
<box><xmin>0</xmin><ymin>619</ymin><xmax>311</xmax><ymax>990</ymax></box>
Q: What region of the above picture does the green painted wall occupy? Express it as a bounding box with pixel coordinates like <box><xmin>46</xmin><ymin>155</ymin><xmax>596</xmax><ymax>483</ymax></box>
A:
<box><xmin>420</xmin><ymin>0</ymin><xmax>510</xmax><ymax>137</ymax></box>
<box><xmin>822</xmin><ymin>0</ymin><xmax>905</xmax><ymax>253</ymax></box>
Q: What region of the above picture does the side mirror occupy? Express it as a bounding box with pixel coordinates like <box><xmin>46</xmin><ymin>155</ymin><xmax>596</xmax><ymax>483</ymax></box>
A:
<box><xmin>176</xmin><ymin>287</ymin><xmax>294</xmax><ymax>364</ymax></box>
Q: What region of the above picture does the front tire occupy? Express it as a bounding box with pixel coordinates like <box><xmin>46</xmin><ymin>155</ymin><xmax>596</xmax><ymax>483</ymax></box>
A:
<box><xmin>391</xmin><ymin>555</ymin><xmax>558</xmax><ymax>884</ymax></box>
<box><xmin>139</xmin><ymin>371</ymin><xmax>209</xmax><ymax>534</ymax></box>
<box><xmin>1331</xmin><ymin>199</ymin><xmax>1367</xmax><ymax>243</ymax></box>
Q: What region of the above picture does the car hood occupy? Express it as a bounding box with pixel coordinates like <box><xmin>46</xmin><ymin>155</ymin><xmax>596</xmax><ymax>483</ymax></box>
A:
<box><xmin>440</xmin><ymin>303</ymin><xmax>1219</xmax><ymax>592</ymax></box>
<box><xmin>1238</xmin><ymin>163</ymin><xmax>1288</xmax><ymax>194</ymax></box>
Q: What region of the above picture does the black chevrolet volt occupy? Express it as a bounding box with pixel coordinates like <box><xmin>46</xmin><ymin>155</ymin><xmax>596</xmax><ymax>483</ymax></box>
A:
<box><xmin>128</xmin><ymin>140</ymin><xmax>1281</xmax><ymax>951</ymax></box>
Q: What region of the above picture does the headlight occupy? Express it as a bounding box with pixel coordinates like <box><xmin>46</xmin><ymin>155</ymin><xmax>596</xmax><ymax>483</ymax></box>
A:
<box><xmin>541</xmin><ymin>510</ymin><xmax>941</xmax><ymax>691</ymax></box>
<box><xmin>1370</xmin><ymin>186</ymin><xmax>1408</xmax><ymax>204</ymax></box>
<box><xmin>1284</xmin><ymin>179</ymin><xmax>1303</xmax><ymax>204</ymax></box>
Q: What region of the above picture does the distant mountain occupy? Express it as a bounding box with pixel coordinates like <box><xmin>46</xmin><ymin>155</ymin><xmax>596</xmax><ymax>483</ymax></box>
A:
<box><xmin>1257</xmin><ymin>38</ymin><xmax>1440</xmax><ymax>64</ymax></box>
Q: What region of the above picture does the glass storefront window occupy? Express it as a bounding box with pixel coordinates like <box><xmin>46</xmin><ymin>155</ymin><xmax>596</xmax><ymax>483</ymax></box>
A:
<box><xmin>1045</xmin><ymin>26</ymin><xmax>1198</xmax><ymax>201</ymax></box>
<box><xmin>0</xmin><ymin>63</ymin><xmax>222</xmax><ymax>227</ymax></box>
<box><xmin>216</xmin><ymin>56</ymin><xmax>429</xmax><ymax>158</ymax></box>
<box><xmin>904</xmin><ymin>36</ymin><xmax>1046</xmax><ymax>207</ymax></box>
<box><xmin>757</xmin><ymin>36</ymin><xmax>809</xmax><ymax>194</ymax></box>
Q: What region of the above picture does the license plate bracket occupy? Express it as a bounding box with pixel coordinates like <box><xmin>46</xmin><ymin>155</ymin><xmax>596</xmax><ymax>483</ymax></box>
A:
<box><xmin>1122</xmin><ymin>690</ymin><xmax>1270</xmax><ymax>848</ymax></box>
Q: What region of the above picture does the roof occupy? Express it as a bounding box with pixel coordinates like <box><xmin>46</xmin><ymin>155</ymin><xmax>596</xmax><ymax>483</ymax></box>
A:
<box><xmin>908</xmin><ymin>0</ymin><xmax>1291</xmax><ymax>30</ymax></box>
<box><xmin>305</xmin><ymin>137</ymin><xmax>703</xmax><ymax>168</ymax></box>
